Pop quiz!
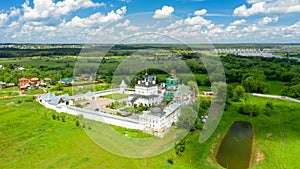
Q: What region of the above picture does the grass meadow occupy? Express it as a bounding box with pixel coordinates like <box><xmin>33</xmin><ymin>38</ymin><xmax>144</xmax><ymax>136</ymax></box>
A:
<box><xmin>0</xmin><ymin>95</ymin><xmax>299</xmax><ymax>168</ymax></box>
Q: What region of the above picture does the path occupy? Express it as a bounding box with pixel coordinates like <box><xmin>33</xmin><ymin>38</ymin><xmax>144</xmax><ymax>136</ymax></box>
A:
<box><xmin>251</xmin><ymin>93</ymin><xmax>300</xmax><ymax>103</ymax></box>
<box><xmin>0</xmin><ymin>89</ymin><xmax>47</xmax><ymax>99</ymax></box>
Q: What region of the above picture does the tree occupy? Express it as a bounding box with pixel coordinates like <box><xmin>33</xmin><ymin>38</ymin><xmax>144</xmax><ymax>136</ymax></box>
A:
<box><xmin>75</xmin><ymin>119</ymin><xmax>80</xmax><ymax>126</ymax></box>
<box><xmin>51</xmin><ymin>113</ymin><xmax>56</xmax><ymax>120</ymax></box>
<box><xmin>232</xmin><ymin>85</ymin><xmax>245</xmax><ymax>102</ymax></box>
<box><xmin>177</xmin><ymin>106</ymin><xmax>197</xmax><ymax>129</ymax></box>
<box><xmin>238</xmin><ymin>104</ymin><xmax>261</xmax><ymax>117</ymax></box>
<box><xmin>212</xmin><ymin>82</ymin><xmax>227</xmax><ymax>104</ymax></box>
<box><xmin>188</xmin><ymin>80</ymin><xmax>198</xmax><ymax>96</ymax></box>
<box><xmin>175</xmin><ymin>139</ymin><xmax>186</xmax><ymax>157</ymax></box>
<box><xmin>55</xmin><ymin>83</ymin><xmax>64</xmax><ymax>91</ymax></box>
<box><xmin>226</xmin><ymin>85</ymin><xmax>233</xmax><ymax>101</ymax></box>
<box><xmin>242</xmin><ymin>75</ymin><xmax>269</xmax><ymax>93</ymax></box>
<box><xmin>283</xmin><ymin>84</ymin><xmax>300</xmax><ymax>99</ymax></box>
<box><xmin>263</xmin><ymin>101</ymin><xmax>274</xmax><ymax>116</ymax></box>
<box><xmin>167</xmin><ymin>158</ymin><xmax>174</xmax><ymax>164</ymax></box>
<box><xmin>61</xmin><ymin>115</ymin><xmax>66</xmax><ymax>122</ymax></box>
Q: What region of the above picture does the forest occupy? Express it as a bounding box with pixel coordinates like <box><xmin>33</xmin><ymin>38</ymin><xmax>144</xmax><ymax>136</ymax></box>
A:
<box><xmin>0</xmin><ymin>44</ymin><xmax>299</xmax><ymax>99</ymax></box>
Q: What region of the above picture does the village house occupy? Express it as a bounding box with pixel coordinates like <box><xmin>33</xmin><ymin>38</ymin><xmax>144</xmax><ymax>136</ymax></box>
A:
<box><xmin>44</xmin><ymin>78</ymin><xmax>52</xmax><ymax>82</ymax></box>
<box><xmin>7</xmin><ymin>83</ymin><xmax>16</xmax><ymax>88</ymax></box>
<box><xmin>39</xmin><ymin>81</ymin><xmax>47</xmax><ymax>87</ymax></box>
<box><xmin>59</xmin><ymin>78</ymin><xmax>74</xmax><ymax>86</ymax></box>
<box><xmin>203</xmin><ymin>91</ymin><xmax>215</xmax><ymax>96</ymax></box>
<box><xmin>0</xmin><ymin>81</ymin><xmax>6</xmax><ymax>88</ymax></box>
<box><xmin>16</xmin><ymin>67</ymin><xmax>25</xmax><ymax>71</ymax></box>
<box><xmin>19</xmin><ymin>78</ymin><xmax>30</xmax><ymax>90</ymax></box>
<box><xmin>29</xmin><ymin>77</ymin><xmax>39</xmax><ymax>84</ymax></box>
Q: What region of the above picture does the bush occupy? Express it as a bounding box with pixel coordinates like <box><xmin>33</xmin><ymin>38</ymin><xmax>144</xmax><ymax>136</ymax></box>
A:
<box><xmin>194</xmin><ymin>122</ymin><xmax>203</xmax><ymax>130</ymax></box>
<box><xmin>265</xmin><ymin>102</ymin><xmax>274</xmax><ymax>109</ymax></box>
<box><xmin>51</xmin><ymin>113</ymin><xmax>56</xmax><ymax>120</ymax></box>
<box><xmin>167</xmin><ymin>158</ymin><xmax>174</xmax><ymax>164</ymax></box>
<box><xmin>175</xmin><ymin>139</ymin><xmax>186</xmax><ymax>157</ymax></box>
<box><xmin>25</xmin><ymin>96</ymin><xmax>36</xmax><ymax>102</ymax></box>
<box><xmin>232</xmin><ymin>85</ymin><xmax>245</xmax><ymax>102</ymax></box>
<box><xmin>238</xmin><ymin>104</ymin><xmax>261</xmax><ymax>117</ymax></box>
<box><xmin>263</xmin><ymin>102</ymin><xmax>274</xmax><ymax>117</ymax></box>
<box><xmin>75</xmin><ymin>119</ymin><xmax>80</xmax><ymax>126</ymax></box>
<box><xmin>61</xmin><ymin>115</ymin><xmax>66</xmax><ymax>122</ymax></box>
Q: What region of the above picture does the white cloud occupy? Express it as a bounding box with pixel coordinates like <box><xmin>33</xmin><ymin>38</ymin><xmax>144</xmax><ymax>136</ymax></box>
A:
<box><xmin>153</xmin><ymin>6</ymin><xmax>174</xmax><ymax>19</ymax></box>
<box><xmin>64</xmin><ymin>6</ymin><xmax>127</xmax><ymax>28</ymax></box>
<box><xmin>246</xmin><ymin>0</ymin><xmax>271</xmax><ymax>3</ymax></box>
<box><xmin>125</xmin><ymin>25</ymin><xmax>140</xmax><ymax>31</ymax></box>
<box><xmin>234</xmin><ymin>0</ymin><xmax>300</xmax><ymax>17</ymax></box>
<box><xmin>258</xmin><ymin>16</ymin><xmax>278</xmax><ymax>25</ymax></box>
<box><xmin>166</xmin><ymin>20</ymin><xmax>184</xmax><ymax>29</ymax></box>
<box><xmin>225</xmin><ymin>25</ymin><xmax>236</xmax><ymax>32</ymax></box>
<box><xmin>184</xmin><ymin>16</ymin><xmax>211</xmax><ymax>25</ymax></box>
<box><xmin>225</xmin><ymin>19</ymin><xmax>246</xmax><ymax>31</ymax></box>
<box><xmin>242</xmin><ymin>24</ymin><xmax>258</xmax><ymax>32</ymax></box>
<box><xmin>119</xmin><ymin>0</ymin><xmax>132</xmax><ymax>3</ymax></box>
<box><xmin>0</xmin><ymin>7</ymin><xmax>21</xmax><ymax>26</ymax></box>
<box><xmin>233</xmin><ymin>2</ymin><xmax>266</xmax><ymax>17</ymax></box>
<box><xmin>0</xmin><ymin>13</ymin><xmax>9</xmax><ymax>26</ymax></box>
<box><xmin>115</xmin><ymin>19</ymin><xmax>131</xmax><ymax>27</ymax></box>
<box><xmin>1</xmin><ymin>1</ymin><xmax>299</xmax><ymax>44</ymax></box>
<box><xmin>194</xmin><ymin>9</ymin><xmax>207</xmax><ymax>16</ymax></box>
<box><xmin>22</xmin><ymin>0</ymin><xmax>105</xmax><ymax>22</ymax></box>
<box><xmin>230</xmin><ymin>19</ymin><xmax>247</xmax><ymax>26</ymax></box>
<box><xmin>9</xmin><ymin>7</ymin><xmax>21</xmax><ymax>17</ymax></box>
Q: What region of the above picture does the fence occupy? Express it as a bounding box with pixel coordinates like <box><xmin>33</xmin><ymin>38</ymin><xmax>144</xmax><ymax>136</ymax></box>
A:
<box><xmin>39</xmin><ymin>100</ymin><xmax>143</xmax><ymax>130</ymax></box>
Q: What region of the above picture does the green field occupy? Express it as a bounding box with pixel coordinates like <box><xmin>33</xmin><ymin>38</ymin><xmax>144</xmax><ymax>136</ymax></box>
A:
<box><xmin>267</xmin><ymin>81</ymin><xmax>286</xmax><ymax>95</ymax></box>
<box><xmin>104</xmin><ymin>93</ymin><xmax>128</xmax><ymax>100</ymax></box>
<box><xmin>1</xmin><ymin>95</ymin><xmax>299</xmax><ymax>168</ymax></box>
<box><xmin>218</xmin><ymin>96</ymin><xmax>300</xmax><ymax>168</ymax></box>
<box><xmin>0</xmin><ymin>87</ymin><xmax>19</xmax><ymax>91</ymax></box>
<box><xmin>25</xmin><ymin>88</ymin><xmax>46</xmax><ymax>95</ymax></box>
<box><xmin>0</xmin><ymin>56</ymin><xmax>76</xmax><ymax>67</ymax></box>
<box><xmin>0</xmin><ymin>91</ymin><xmax>19</xmax><ymax>97</ymax></box>
<box><xmin>228</xmin><ymin>81</ymin><xmax>287</xmax><ymax>96</ymax></box>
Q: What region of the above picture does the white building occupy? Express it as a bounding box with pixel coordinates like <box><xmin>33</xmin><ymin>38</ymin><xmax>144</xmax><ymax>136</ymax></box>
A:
<box><xmin>38</xmin><ymin>92</ymin><xmax>73</xmax><ymax>106</ymax></box>
<box><xmin>128</xmin><ymin>72</ymin><xmax>162</xmax><ymax>106</ymax></box>
<box><xmin>38</xmin><ymin>74</ymin><xmax>194</xmax><ymax>138</ymax></box>
<box><xmin>139</xmin><ymin>101</ymin><xmax>182</xmax><ymax>137</ymax></box>
<box><xmin>119</xmin><ymin>80</ymin><xmax>128</xmax><ymax>93</ymax></box>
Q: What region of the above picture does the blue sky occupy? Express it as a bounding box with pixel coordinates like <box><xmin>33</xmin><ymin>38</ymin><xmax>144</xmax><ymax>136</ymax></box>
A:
<box><xmin>0</xmin><ymin>0</ymin><xmax>299</xmax><ymax>43</ymax></box>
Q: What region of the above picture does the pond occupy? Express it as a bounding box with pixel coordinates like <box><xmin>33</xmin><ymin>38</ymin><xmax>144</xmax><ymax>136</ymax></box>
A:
<box><xmin>216</xmin><ymin>121</ymin><xmax>253</xmax><ymax>169</ymax></box>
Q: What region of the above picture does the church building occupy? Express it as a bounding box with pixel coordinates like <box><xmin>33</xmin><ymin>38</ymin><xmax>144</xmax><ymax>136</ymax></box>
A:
<box><xmin>128</xmin><ymin>71</ymin><xmax>162</xmax><ymax>106</ymax></box>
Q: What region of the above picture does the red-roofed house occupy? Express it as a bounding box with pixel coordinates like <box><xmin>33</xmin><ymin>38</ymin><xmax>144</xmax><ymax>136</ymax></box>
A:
<box><xmin>19</xmin><ymin>78</ymin><xmax>30</xmax><ymax>90</ymax></box>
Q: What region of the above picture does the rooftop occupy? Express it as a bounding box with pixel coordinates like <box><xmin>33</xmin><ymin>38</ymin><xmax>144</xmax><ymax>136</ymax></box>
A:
<box><xmin>119</xmin><ymin>80</ymin><xmax>128</xmax><ymax>87</ymax></box>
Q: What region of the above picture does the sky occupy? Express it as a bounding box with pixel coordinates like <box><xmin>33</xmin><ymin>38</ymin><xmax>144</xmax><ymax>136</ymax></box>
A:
<box><xmin>0</xmin><ymin>0</ymin><xmax>299</xmax><ymax>43</ymax></box>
